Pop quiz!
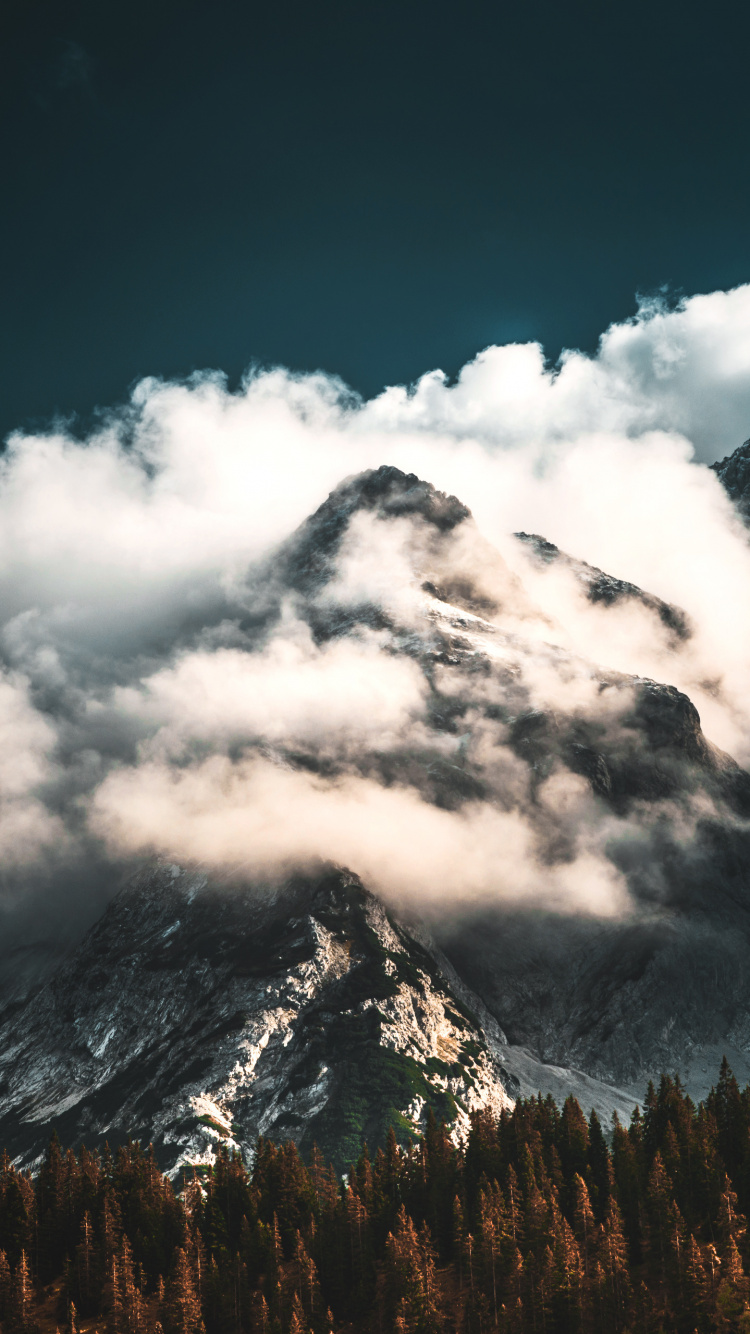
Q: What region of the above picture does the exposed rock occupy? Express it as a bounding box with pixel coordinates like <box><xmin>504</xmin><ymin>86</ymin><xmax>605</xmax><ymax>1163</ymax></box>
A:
<box><xmin>438</xmin><ymin>903</ymin><xmax>750</xmax><ymax>1108</ymax></box>
<box><xmin>0</xmin><ymin>861</ymin><xmax>513</xmax><ymax>1175</ymax></box>
<box><xmin>514</xmin><ymin>531</ymin><xmax>691</xmax><ymax>642</ymax></box>
<box><xmin>711</xmin><ymin>437</ymin><xmax>750</xmax><ymax>520</ymax></box>
<box><xmin>277</xmin><ymin>465</ymin><xmax>471</xmax><ymax>597</ymax></box>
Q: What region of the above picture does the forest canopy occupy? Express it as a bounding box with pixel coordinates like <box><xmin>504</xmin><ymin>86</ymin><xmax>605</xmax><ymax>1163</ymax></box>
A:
<box><xmin>1</xmin><ymin>1062</ymin><xmax>749</xmax><ymax>1333</ymax></box>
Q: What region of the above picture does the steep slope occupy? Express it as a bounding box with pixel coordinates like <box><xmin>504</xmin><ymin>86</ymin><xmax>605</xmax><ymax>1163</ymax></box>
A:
<box><xmin>514</xmin><ymin>530</ymin><xmax>691</xmax><ymax>642</ymax></box>
<box><xmin>0</xmin><ymin>860</ymin><xmax>513</xmax><ymax>1175</ymax></box>
<box><xmin>268</xmin><ymin>466</ymin><xmax>750</xmax><ymax>1106</ymax></box>
<box><xmin>711</xmin><ymin>436</ymin><xmax>750</xmax><ymax>520</ymax></box>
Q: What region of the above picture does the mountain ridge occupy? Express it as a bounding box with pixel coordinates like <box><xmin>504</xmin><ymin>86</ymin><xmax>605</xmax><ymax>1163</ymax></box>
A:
<box><xmin>0</xmin><ymin>860</ymin><xmax>515</xmax><ymax>1176</ymax></box>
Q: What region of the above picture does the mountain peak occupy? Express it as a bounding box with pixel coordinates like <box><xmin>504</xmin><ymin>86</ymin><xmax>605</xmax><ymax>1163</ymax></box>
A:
<box><xmin>278</xmin><ymin>466</ymin><xmax>471</xmax><ymax>596</ymax></box>
<box><xmin>328</xmin><ymin>465</ymin><xmax>472</xmax><ymax>530</ymax></box>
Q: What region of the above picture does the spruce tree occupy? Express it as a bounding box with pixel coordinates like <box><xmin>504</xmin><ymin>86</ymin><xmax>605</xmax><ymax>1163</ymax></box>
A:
<box><xmin>166</xmin><ymin>1247</ymin><xmax>203</xmax><ymax>1334</ymax></box>
<box><xmin>12</xmin><ymin>1249</ymin><xmax>33</xmax><ymax>1334</ymax></box>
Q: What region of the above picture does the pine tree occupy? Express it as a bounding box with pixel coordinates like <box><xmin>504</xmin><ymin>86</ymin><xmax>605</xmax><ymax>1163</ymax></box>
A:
<box><xmin>101</xmin><ymin>1193</ymin><xmax>118</xmax><ymax>1275</ymax></box>
<box><xmin>711</xmin><ymin>1058</ymin><xmax>745</xmax><ymax>1179</ymax></box>
<box><xmin>166</xmin><ymin>1247</ymin><xmax>203</xmax><ymax>1334</ymax></box>
<box><xmin>716</xmin><ymin>1234</ymin><xmax>750</xmax><ymax>1330</ymax></box>
<box><xmin>0</xmin><ymin>1170</ymin><xmax>34</xmax><ymax>1268</ymax></box>
<box><xmin>12</xmin><ymin>1249</ymin><xmax>33</xmax><ymax>1334</ymax></box>
<box><xmin>107</xmin><ymin>1254</ymin><xmax>123</xmax><ymax>1334</ymax></box>
<box><xmin>383</xmin><ymin>1127</ymin><xmax>402</xmax><ymax>1211</ymax></box>
<box><xmin>522</xmin><ymin>1160</ymin><xmax>550</xmax><ymax>1263</ymax></box>
<box><xmin>287</xmin><ymin>1291</ymin><xmax>308</xmax><ymax>1334</ymax></box>
<box><xmin>552</xmin><ymin>1212</ymin><xmax>583</xmax><ymax>1333</ymax></box>
<box><xmin>477</xmin><ymin>1190</ymin><xmax>500</xmax><ymax>1324</ymax></box>
<box><xmin>718</xmin><ymin>1176</ymin><xmax>748</xmax><ymax>1251</ymax></box>
<box><xmin>37</xmin><ymin>1133</ymin><xmax>66</xmax><ymax>1284</ymax></box>
<box><xmin>597</xmin><ymin>1196</ymin><xmax>631</xmax><ymax>1332</ymax></box>
<box><xmin>559</xmin><ymin>1098</ymin><xmax>590</xmax><ymax>1210</ymax></box>
<box><xmin>587</xmin><ymin>1110</ymin><xmax>610</xmax><ymax>1223</ymax></box>
<box><xmin>293</xmin><ymin>1230</ymin><xmax>318</xmax><ymax>1318</ymax></box>
<box><xmin>119</xmin><ymin>1236</ymin><xmax>145</xmax><ymax>1334</ymax></box>
<box><xmin>383</xmin><ymin>1207</ymin><xmax>443</xmax><ymax>1332</ymax></box>
<box><xmin>612</xmin><ymin>1112</ymin><xmax>644</xmax><ymax>1264</ymax></box>
<box><xmin>345</xmin><ymin>1186</ymin><xmax>367</xmax><ymax>1285</ymax></box>
<box><xmin>75</xmin><ymin>1211</ymin><xmax>96</xmax><ymax>1315</ymax></box>
<box><xmin>505</xmin><ymin>1165</ymin><xmax>522</xmax><ymax>1254</ymax></box>
<box><xmin>251</xmin><ymin>1290</ymin><xmax>269</xmax><ymax>1333</ymax></box>
<box><xmin>308</xmin><ymin>1146</ymin><xmax>332</xmax><ymax>1214</ymax></box>
<box><xmin>682</xmin><ymin>1233</ymin><xmax>708</xmax><ymax>1331</ymax></box>
<box><xmin>270</xmin><ymin>1213</ymin><xmax>283</xmax><ymax>1283</ymax></box>
<box><xmin>0</xmin><ymin>1248</ymin><xmax>11</xmax><ymax>1324</ymax></box>
<box><xmin>507</xmin><ymin>1245</ymin><xmax>525</xmax><ymax>1318</ymax></box>
<box><xmin>645</xmin><ymin>1151</ymin><xmax>674</xmax><ymax>1285</ymax></box>
<box><xmin>573</xmin><ymin>1174</ymin><xmax>595</xmax><ymax>1280</ymax></box>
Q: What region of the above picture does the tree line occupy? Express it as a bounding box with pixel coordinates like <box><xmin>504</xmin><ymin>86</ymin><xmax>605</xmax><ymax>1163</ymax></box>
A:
<box><xmin>2</xmin><ymin>1060</ymin><xmax>750</xmax><ymax>1332</ymax></box>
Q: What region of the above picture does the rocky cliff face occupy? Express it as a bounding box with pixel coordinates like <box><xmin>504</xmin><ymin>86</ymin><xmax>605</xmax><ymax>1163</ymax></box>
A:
<box><xmin>0</xmin><ymin>860</ymin><xmax>513</xmax><ymax>1175</ymax></box>
<box><xmin>711</xmin><ymin>437</ymin><xmax>750</xmax><ymax>520</ymax></box>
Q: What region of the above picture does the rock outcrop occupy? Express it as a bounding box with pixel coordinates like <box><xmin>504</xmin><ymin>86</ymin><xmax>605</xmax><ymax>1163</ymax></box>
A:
<box><xmin>0</xmin><ymin>861</ymin><xmax>513</xmax><ymax>1175</ymax></box>
<box><xmin>711</xmin><ymin>437</ymin><xmax>750</xmax><ymax>520</ymax></box>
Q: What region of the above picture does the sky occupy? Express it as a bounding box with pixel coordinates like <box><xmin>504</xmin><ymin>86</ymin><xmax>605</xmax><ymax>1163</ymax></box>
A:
<box><xmin>3</xmin><ymin>0</ymin><xmax>750</xmax><ymax>448</ymax></box>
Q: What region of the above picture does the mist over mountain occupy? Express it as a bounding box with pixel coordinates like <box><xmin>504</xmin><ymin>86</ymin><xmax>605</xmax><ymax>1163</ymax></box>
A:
<box><xmin>2</xmin><ymin>291</ymin><xmax>750</xmax><ymax>1169</ymax></box>
<box><xmin>1</xmin><ymin>426</ymin><xmax>750</xmax><ymax>1169</ymax></box>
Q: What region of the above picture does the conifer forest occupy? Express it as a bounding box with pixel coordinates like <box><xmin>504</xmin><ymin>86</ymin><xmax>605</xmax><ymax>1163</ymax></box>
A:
<box><xmin>3</xmin><ymin>1063</ymin><xmax>750</xmax><ymax>1334</ymax></box>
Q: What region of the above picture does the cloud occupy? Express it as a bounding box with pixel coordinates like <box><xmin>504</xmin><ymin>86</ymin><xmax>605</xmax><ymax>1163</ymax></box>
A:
<box><xmin>0</xmin><ymin>672</ymin><xmax>68</xmax><ymax>869</ymax></box>
<box><xmin>90</xmin><ymin>754</ymin><xmax>628</xmax><ymax>918</ymax></box>
<box><xmin>363</xmin><ymin>285</ymin><xmax>750</xmax><ymax>462</ymax></box>
<box><xmin>2</xmin><ymin>284</ymin><xmax>750</xmax><ymax>936</ymax></box>
<box><xmin>114</xmin><ymin>615</ymin><xmax>428</xmax><ymax>757</ymax></box>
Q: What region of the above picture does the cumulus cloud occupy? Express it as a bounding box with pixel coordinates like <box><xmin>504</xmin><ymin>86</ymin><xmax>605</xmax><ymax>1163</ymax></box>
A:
<box><xmin>365</xmin><ymin>286</ymin><xmax>750</xmax><ymax>461</ymax></box>
<box><xmin>2</xmin><ymin>283</ymin><xmax>750</xmax><ymax>937</ymax></box>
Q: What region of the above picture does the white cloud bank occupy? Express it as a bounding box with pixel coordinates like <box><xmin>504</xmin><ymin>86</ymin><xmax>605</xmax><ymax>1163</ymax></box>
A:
<box><xmin>2</xmin><ymin>283</ymin><xmax>750</xmax><ymax>921</ymax></box>
<box><xmin>90</xmin><ymin>755</ymin><xmax>629</xmax><ymax>918</ymax></box>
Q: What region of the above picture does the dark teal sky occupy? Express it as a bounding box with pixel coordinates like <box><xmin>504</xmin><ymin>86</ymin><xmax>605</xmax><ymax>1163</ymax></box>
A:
<box><xmin>2</xmin><ymin>0</ymin><xmax>749</xmax><ymax>441</ymax></box>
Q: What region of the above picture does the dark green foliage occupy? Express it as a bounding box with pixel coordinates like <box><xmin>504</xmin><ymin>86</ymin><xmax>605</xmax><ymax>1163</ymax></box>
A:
<box><xmin>296</xmin><ymin>1009</ymin><xmax>460</xmax><ymax>1170</ymax></box>
<box><xmin>5</xmin><ymin>1062</ymin><xmax>750</xmax><ymax>1331</ymax></box>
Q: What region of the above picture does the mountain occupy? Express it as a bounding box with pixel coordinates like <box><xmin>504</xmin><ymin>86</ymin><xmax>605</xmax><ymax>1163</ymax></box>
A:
<box><xmin>0</xmin><ymin>860</ymin><xmax>515</xmax><ymax>1175</ymax></box>
<box><xmin>711</xmin><ymin>436</ymin><xmax>750</xmax><ymax>520</ymax></box>
<box><xmin>4</xmin><ymin>460</ymin><xmax>750</xmax><ymax>1172</ymax></box>
<box><xmin>513</xmin><ymin>531</ymin><xmax>691</xmax><ymax>642</ymax></box>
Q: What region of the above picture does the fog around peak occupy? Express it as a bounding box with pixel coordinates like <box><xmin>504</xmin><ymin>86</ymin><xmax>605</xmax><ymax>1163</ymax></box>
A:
<box><xmin>2</xmin><ymin>284</ymin><xmax>750</xmax><ymax>952</ymax></box>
